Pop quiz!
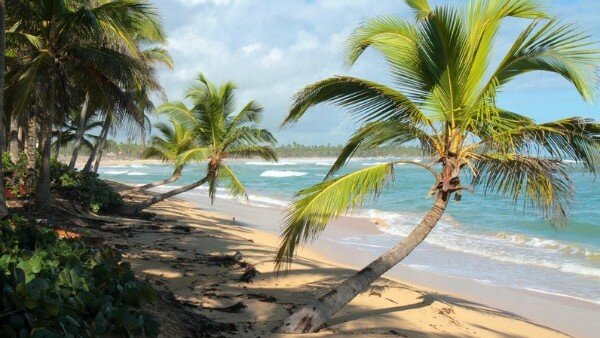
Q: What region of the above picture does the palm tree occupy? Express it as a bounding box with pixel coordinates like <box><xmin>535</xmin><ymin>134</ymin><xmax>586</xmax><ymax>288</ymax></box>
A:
<box><xmin>0</xmin><ymin>0</ymin><xmax>8</xmax><ymax>218</ymax></box>
<box><xmin>52</xmin><ymin>109</ymin><xmax>102</xmax><ymax>159</ymax></box>
<box><xmin>122</xmin><ymin>118</ymin><xmax>198</xmax><ymax>195</ymax></box>
<box><xmin>80</xmin><ymin>46</ymin><xmax>172</xmax><ymax>172</ymax></box>
<box><xmin>275</xmin><ymin>0</ymin><xmax>600</xmax><ymax>333</ymax></box>
<box><xmin>120</xmin><ymin>73</ymin><xmax>278</xmax><ymax>215</ymax></box>
<box><xmin>5</xmin><ymin>0</ymin><xmax>164</xmax><ymax>211</ymax></box>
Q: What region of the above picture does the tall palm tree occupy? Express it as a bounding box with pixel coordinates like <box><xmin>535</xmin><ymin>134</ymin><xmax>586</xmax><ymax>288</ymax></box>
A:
<box><xmin>123</xmin><ymin>118</ymin><xmax>198</xmax><ymax>195</ymax></box>
<box><xmin>79</xmin><ymin>46</ymin><xmax>172</xmax><ymax>172</ymax></box>
<box><xmin>121</xmin><ymin>73</ymin><xmax>278</xmax><ymax>215</ymax></box>
<box><xmin>5</xmin><ymin>0</ymin><xmax>163</xmax><ymax>211</ymax></box>
<box><xmin>0</xmin><ymin>0</ymin><xmax>8</xmax><ymax>219</ymax></box>
<box><xmin>275</xmin><ymin>0</ymin><xmax>600</xmax><ymax>333</ymax></box>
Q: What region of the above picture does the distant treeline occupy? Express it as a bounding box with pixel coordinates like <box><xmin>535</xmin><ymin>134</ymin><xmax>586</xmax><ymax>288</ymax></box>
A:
<box><xmin>59</xmin><ymin>141</ymin><xmax>424</xmax><ymax>159</ymax></box>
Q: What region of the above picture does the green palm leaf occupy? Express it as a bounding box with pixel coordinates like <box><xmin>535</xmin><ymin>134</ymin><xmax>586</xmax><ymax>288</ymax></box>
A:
<box><xmin>471</xmin><ymin>154</ymin><xmax>573</xmax><ymax>223</ymax></box>
<box><xmin>276</xmin><ymin>163</ymin><xmax>397</xmax><ymax>269</ymax></box>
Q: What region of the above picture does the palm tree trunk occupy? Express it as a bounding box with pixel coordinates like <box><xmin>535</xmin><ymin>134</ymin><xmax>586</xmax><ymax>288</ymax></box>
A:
<box><xmin>68</xmin><ymin>93</ymin><xmax>90</xmax><ymax>170</ymax></box>
<box><xmin>53</xmin><ymin>129</ymin><xmax>62</xmax><ymax>160</ymax></box>
<box><xmin>34</xmin><ymin>105</ymin><xmax>55</xmax><ymax>213</ymax></box>
<box><xmin>25</xmin><ymin>115</ymin><xmax>37</xmax><ymax>170</ymax></box>
<box><xmin>120</xmin><ymin>176</ymin><xmax>208</xmax><ymax>216</ymax></box>
<box><xmin>0</xmin><ymin>1</ymin><xmax>9</xmax><ymax>219</ymax></box>
<box><xmin>9</xmin><ymin>113</ymin><xmax>19</xmax><ymax>163</ymax></box>
<box><xmin>122</xmin><ymin>170</ymin><xmax>182</xmax><ymax>195</ymax></box>
<box><xmin>92</xmin><ymin>138</ymin><xmax>106</xmax><ymax>173</ymax></box>
<box><xmin>279</xmin><ymin>192</ymin><xmax>449</xmax><ymax>334</ymax></box>
<box><xmin>84</xmin><ymin>112</ymin><xmax>110</xmax><ymax>172</ymax></box>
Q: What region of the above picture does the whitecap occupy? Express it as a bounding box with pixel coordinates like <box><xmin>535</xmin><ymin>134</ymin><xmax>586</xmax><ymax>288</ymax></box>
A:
<box><xmin>103</xmin><ymin>170</ymin><xmax>129</xmax><ymax>175</ymax></box>
<box><xmin>127</xmin><ymin>172</ymin><xmax>148</xmax><ymax>176</ymax></box>
<box><xmin>260</xmin><ymin>170</ymin><xmax>307</xmax><ymax>178</ymax></box>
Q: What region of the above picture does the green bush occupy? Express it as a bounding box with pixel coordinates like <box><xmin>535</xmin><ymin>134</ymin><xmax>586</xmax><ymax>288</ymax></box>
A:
<box><xmin>2</xmin><ymin>154</ymin><xmax>32</xmax><ymax>199</ymax></box>
<box><xmin>50</xmin><ymin>161</ymin><xmax>123</xmax><ymax>214</ymax></box>
<box><xmin>0</xmin><ymin>217</ymin><xmax>159</xmax><ymax>337</ymax></box>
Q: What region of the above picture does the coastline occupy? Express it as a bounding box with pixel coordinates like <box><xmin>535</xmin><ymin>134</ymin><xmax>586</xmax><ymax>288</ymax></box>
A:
<box><xmin>96</xmin><ymin>181</ymin><xmax>573</xmax><ymax>337</ymax></box>
<box><xmin>162</xmin><ymin>188</ymin><xmax>599</xmax><ymax>338</ymax></box>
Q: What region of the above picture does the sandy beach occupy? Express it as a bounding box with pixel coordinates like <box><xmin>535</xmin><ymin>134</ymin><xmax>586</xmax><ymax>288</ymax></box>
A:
<box><xmin>62</xmin><ymin>180</ymin><xmax>599</xmax><ymax>337</ymax></box>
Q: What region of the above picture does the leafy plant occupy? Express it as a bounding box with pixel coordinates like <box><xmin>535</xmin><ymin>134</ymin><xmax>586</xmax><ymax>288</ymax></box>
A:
<box><xmin>0</xmin><ymin>216</ymin><xmax>159</xmax><ymax>337</ymax></box>
<box><xmin>50</xmin><ymin>161</ymin><xmax>123</xmax><ymax>214</ymax></box>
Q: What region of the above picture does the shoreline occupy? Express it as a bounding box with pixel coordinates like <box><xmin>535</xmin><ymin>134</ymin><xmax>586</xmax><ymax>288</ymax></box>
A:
<box><xmin>95</xmin><ymin>181</ymin><xmax>573</xmax><ymax>337</ymax></box>
<box><xmin>146</xmin><ymin>185</ymin><xmax>599</xmax><ymax>338</ymax></box>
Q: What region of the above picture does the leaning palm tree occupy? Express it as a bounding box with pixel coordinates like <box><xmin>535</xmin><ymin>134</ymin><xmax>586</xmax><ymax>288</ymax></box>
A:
<box><xmin>120</xmin><ymin>73</ymin><xmax>278</xmax><ymax>215</ymax></box>
<box><xmin>122</xmin><ymin>119</ymin><xmax>198</xmax><ymax>195</ymax></box>
<box><xmin>275</xmin><ymin>0</ymin><xmax>600</xmax><ymax>333</ymax></box>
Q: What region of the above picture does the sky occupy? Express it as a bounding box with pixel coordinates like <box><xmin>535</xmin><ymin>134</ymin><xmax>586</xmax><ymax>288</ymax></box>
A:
<box><xmin>146</xmin><ymin>0</ymin><xmax>600</xmax><ymax>145</ymax></box>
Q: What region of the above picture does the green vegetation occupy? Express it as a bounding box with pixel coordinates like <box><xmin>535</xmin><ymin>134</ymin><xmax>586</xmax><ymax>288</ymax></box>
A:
<box><xmin>58</xmin><ymin>142</ymin><xmax>424</xmax><ymax>159</ymax></box>
<box><xmin>0</xmin><ymin>217</ymin><xmax>159</xmax><ymax>337</ymax></box>
<box><xmin>50</xmin><ymin>161</ymin><xmax>124</xmax><ymax>214</ymax></box>
<box><xmin>275</xmin><ymin>0</ymin><xmax>600</xmax><ymax>333</ymax></box>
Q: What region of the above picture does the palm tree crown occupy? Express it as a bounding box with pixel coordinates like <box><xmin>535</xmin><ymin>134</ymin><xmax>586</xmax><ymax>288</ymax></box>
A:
<box><xmin>143</xmin><ymin>118</ymin><xmax>198</xmax><ymax>175</ymax></box>
<box><xmin>159</xmin><ymin>73</ymin><xmax>278</xmax><ymax>202</ymax></box>
<box><xmin>275</xmin><ymin>1</ymin><xmax>600</xmax><ymax>332</ymax></box>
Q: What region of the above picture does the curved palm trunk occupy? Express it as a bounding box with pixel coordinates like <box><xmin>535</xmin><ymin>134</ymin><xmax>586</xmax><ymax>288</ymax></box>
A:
<box><xmin>68</xmin><ymin>93</ymin><xmax>90</xmax><ymax>170</ymax></box>
<box><xmin>279</xmin><ymin>192</ymin><xmax>449</xmax><ymax>334</ymax></box>
<box><xmin>0</xmin><ymin>2</ymin><xmax>8</xmax><ymax>219</ymax></box>
<box><xmin>120</xmin><ymin>176</ymin><xmax>208</xmax><ymax>216</ymax></box>
<box><xmin>84</xmin><ymin>112</ymin><xmax>110</xmax><ymax>172</ymax></box>
<box><xmin>92</xmin><ymin>141</ymin><xmax>105</xmax><ymax>173</ymax></box>
<box><xmin>122</xmin><ymin>170</ymin><xmax>182</xmax><ymax>195</ymax></box>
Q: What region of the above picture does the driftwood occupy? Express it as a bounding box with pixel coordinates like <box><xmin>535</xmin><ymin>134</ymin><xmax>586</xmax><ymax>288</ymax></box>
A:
<box><xmin>205</xmin><ymin>301</ymin><xmax>247</xmax><ymax>313</ymax></box>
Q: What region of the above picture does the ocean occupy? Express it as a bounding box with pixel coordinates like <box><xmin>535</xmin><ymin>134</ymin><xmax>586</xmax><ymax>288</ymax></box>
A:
<box><xmin>98</xmin><ymin>158</ymin><xmax>600</xmax><ymax>304</ymax></box>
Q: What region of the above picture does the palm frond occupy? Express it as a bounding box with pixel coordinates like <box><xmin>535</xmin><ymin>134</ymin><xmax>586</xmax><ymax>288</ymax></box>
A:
<box><xmin>481</xmin><ymin>117</ymin><xmax>600</xmax><ymax>173</ymax></box>
<box><xmin>471</xmin><ymin>154</ymin><xmax>573</xmax><ymax>223</ymax></box>
<box><xmin>276</xmin><ymin>163</ymin><xmax>397</xmax><ymax>270</ymax></box>
<box><xmin>405</xmin><ymin>0</ymin><xmax>431</xmax><ymax>20</ymax></box>
<box><xmin>484</xmin><ymin>19</ymin><xmax>599</xmax><ymax>101</ymax></box>
<box><xmin>219</xmin><ymin>164</ymin><xmax>248</xmax><ymax>201</ymax></box>
<box><xmin>327</xmin><ymin>120</ymin><xmax>437</xmax><ymax>177</ymax></box>
<box><xmin>176</xmin><ymin>147</ymin><xmax>211</xmax><ymax>167</ymax></box>
<box><xmin>283</xmin><ymin>76</ymin><xmax>430</xmax><ymax>127</ymax></box>
<box><xmin>228</xmin><ymin>146</ymin><xmax>278</xmax><ymax>162</ymax></box>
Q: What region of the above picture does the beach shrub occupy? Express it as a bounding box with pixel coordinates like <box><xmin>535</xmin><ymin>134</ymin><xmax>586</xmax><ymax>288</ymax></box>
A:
<box><xmin>2</xmin><ymin>154</ymin><xmax>33</xmax><ymax>199</ymax></box>
<box><xmin>50</xmin><ymin>161</ymin><xmax>123</xmax><ymax>213</ymax></box>
<box><xmin>0</xmin><ymin>216</ymin><xmax>159</xmax><ymax>337</ymax></box>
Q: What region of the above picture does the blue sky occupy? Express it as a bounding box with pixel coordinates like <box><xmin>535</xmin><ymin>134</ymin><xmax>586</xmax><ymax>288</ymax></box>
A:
<box><xmin>149</xmin><ymin>0</ymin><xmax>600</xmax><ymax>145</ymax></box>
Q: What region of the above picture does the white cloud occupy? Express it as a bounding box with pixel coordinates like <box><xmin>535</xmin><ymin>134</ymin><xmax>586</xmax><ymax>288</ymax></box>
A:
<box><xmin>262</xmin><ymin>47</ymin><xmax>283</xmax><ymax>64</ymax></box>
<box><xmin>152</xmin><ymin>0</ymin><xmax>600</xmax><ymax>144</ymax></box>
<box><xmin>242</xmin><ymin>43</ymin><xmax>262</xmax><ymax>56</ymax></box>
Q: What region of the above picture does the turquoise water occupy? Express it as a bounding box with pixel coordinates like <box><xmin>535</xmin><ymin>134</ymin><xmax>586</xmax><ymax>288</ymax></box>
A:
<box><xmin>99</xmin><ymin>159</ymin><xmax>600</xmax><ymax>303</ymax></box>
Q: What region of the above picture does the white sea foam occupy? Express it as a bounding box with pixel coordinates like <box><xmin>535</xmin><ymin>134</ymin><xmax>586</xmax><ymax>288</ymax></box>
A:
<box><xmin>260</xmin><ymin>170</ymin><xmax>307</xmax><ymax>178</ymax></box>
<box><xmin>315</xmin><ymin>162</ymin><xmax>334</xmax><ymax>166</ymax></box>
<box><xmin>130</xmin><ymin>164</ymin><xmax>148</xmax><ymax>168</ymax></box>
<box><xmin>248</xmin><ymin>195</ymin><xmax>290</xmax><ymax>208</ymax></box>
<box><xmin>127</xmin><ymin>172</ymin><xmax>148</xmax><ymax>176</ymax></box>
<box><xmin>361</xmin><ymin>162</ymin><xmax>389</xmax><ymax>166</ymax></box>
<box><xmin>103</xmin><ymin>170</ymin><xmax>129</xmax><ymax>175</ymax></box>
<box><xmin>360</xmin><ymin>208</ymin><xmax>600</xmax><ymax>278</ymax></box>
<box><xmin>246</xmin><ymin>161</ymin><xmax>297</xmax><ymax>166</ymax></box>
